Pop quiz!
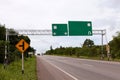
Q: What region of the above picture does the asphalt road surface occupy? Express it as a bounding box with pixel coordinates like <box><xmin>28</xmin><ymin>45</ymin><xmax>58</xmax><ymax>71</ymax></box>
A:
<box><xmin>37</xmin><ymin>55</ymin><xmax>120</xmax><ymax>80</ymax></box>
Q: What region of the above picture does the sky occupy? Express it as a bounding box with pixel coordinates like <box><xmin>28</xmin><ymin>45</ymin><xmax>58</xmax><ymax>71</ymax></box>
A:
<box><xmin>0</xmin><ymin>0</ymin><xmax>120</xmax><ymax>53</ymax></box>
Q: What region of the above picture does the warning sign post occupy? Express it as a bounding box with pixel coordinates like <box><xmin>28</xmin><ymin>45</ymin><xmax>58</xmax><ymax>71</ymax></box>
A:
<box><xmin>16</xmin><ymin>39</ymin><xmax>29</xmax><ymax>74</ymax></box>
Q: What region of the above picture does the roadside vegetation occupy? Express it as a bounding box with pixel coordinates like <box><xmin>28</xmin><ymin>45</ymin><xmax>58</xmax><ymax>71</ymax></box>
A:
<box><xmin>0</xmin><ymin>24</ymin><xmax>37</xmax><ymax>79</ymax></box>
<box><xmin>0</xmin><ymin>24</ymin><xmax>36</xmax><ymax>64</ymax></box>
<box><xmin>45</xmin><ymin>32</ymin><xmax>120</xmax><ymax>61</ymax></box>
<box><xmin>0</xmin><ymin>56</ymin><xmax>37</xmax><ymax>80</ymax></box>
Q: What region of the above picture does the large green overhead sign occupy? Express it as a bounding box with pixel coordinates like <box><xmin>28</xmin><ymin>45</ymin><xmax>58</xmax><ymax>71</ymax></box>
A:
<box><xmin>52</xmin><ymin>21</ymin><xmax>93</xmax><ymax>36</ymax></box>
<box><xmin>69</xmin><ymin>21</ymin><xmax>92</xmax><ymax>36</ymax></box>
<box><xmin>52</xmin><ymin>24</ymin><xmax>68</xmax><ymax>36</ymax></box>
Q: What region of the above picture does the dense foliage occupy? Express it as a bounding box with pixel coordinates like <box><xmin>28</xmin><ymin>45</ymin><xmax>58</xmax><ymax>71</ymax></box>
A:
<box><xmin>46</xmin><ymin>32</ymin><xmax>120</xmax><ymax>60</ymax></box>
<box><xmin>46</xmin><ymin>39</ymin><xmax>104</xmax><ymax>58</ymax></box>
<box><xmin>109</xmin><ymin>32</ymin><xmax>120</xmax><ymax>59</ymax></box>
<box><xmin>0</xmin><ymin>25</ymin><xmax>6</xmax><ymax>63</ymax></box>
<box><xmin>0</xmin><ymin>24</ymin><xmax>35</xmax><ymax>63</ymax></box>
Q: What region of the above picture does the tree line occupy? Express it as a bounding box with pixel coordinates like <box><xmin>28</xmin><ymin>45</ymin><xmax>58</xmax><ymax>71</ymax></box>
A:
<box><xmin>0</xmin><ymin>24</ymin><xmax>35</xmax><ymax>64</ymax></box>
<box><xmin>45</xmin><ymin>32</ymin><xmax>120</xmax><ymax>60</ymax></box>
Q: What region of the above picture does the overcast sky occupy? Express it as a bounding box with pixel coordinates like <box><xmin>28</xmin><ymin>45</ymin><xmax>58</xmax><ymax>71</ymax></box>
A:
<box><xmin>0</xmin><ymin>0</ymin><xmax>120</xmax><ymax>53</ymax></box>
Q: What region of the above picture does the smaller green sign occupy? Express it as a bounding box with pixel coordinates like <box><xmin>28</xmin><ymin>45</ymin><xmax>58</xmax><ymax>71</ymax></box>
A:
<box><xmin>52</xmin><ymin>24</ymin><xmax>68</xmax><ymax>36</ymax></box>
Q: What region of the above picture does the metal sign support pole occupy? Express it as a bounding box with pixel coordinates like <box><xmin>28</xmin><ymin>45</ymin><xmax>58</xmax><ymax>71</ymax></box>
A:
<box><xmin>22</xmin><ymin>53</ymin><xmax>24</xmax><ymax>74</ymax></box>
<box><xmin>101</xmin><ymin>30</ymin><xmax>104</xmax><ymax>60</ymax></box>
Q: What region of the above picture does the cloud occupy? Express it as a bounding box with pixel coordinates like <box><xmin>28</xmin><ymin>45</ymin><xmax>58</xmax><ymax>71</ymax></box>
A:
<box><xmin>100</xmin><ymin>0</ymin><xmax>120</xmax><ymax>10</ymax></box>
<box><xmin>93</xmin><ymin>0</ymin><xmax>120</xmax><ymax>41</ymax></box>
<box><xmin>98</xmin><ymin>0</ymin><xmax>120</xmax><ymax>14</ymax></box>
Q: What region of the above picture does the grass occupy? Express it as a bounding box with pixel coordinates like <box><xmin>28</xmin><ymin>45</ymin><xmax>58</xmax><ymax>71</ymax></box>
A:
<box><xmin>0</xmin><ymin>56</ymin><xmax>37</xmax><ymax>80</ymax></box>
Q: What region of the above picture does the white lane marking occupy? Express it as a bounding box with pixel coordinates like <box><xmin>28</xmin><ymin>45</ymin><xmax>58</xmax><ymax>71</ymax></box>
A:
<box><xmin>42</xmin><ymin>57</ymin><xmax>78</xmax><ymax>80</ymax></box>
<box><xmin>49</xmin><ymin>62</ymin><xmax>78</xmax><ymax>80</ymax></box>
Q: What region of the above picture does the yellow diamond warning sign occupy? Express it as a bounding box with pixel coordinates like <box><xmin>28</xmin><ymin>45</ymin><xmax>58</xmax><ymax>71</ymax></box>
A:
<box><xmin>16</xmin><ymin>39</ymin><xmax>29</xmax><ymax>53</ymax></box>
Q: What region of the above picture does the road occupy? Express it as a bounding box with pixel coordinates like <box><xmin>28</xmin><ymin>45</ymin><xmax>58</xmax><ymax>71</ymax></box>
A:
<box><xmin>37</xmin><ymin>55</ymin><xmax>120</xmax><ymax>80</ymax></box>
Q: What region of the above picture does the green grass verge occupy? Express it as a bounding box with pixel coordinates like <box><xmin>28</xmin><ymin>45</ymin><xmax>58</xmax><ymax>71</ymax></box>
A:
<box><xmin>0</xmin><ymin>56</ymin><xmax>37</xmax><ymax>80</ymax></box>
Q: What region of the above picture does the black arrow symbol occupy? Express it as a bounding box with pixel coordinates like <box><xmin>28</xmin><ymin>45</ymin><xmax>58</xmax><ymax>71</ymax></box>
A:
<box><xmin>19</xmin><ymin>41</ymin><xmax>24</xmax><ymax>50</ymax></box>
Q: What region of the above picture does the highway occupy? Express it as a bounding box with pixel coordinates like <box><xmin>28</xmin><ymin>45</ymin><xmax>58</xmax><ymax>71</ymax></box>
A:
<box><xmin>37</xmin><ymin>55</ymin><xmax>120</xmax><ymax>80</ymax></box>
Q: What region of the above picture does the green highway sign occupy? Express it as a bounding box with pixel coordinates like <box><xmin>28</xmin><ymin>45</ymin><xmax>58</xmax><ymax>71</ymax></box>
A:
<box><xmin>52</xmin><ymin>21</ymin><xmax>93</xmax><ymax>36</ymax></box>
<box><xmin>52</xmin><ymin>24</ymin><xmax>68</xmax><ymax>36</ymax></box>
<box><xmin>68</xmin><ymin>21</ymin><xmax>92</xmax><ymax>36</ymax></box>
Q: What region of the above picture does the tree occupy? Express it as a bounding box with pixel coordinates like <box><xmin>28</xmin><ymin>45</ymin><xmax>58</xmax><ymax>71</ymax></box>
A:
<box><xmin>0</xmin><ymin>24</ymin><xmax>5</xmax><ymax>40</ymax></box>
<box><xmin>109</xmin><ymin>32</ymin><xmax>120</xmax><ymax>59</ymax></box>
<box><xmin>0</xmin><ymin>40</ymin><xmax>5</xmax><ymax>63</ymax></box>
<box><xmin>0</xmin><ymin>26</ymin><xmax>34</xmax><ymax>63</ymax></box>
<box><xmin>83</xmin><ymin>39</ymin><xmax>94</xmax><ymax>48</ymax></box>
<box><xmin>0</xmin><ymin>25</ymin><xmax>6</xmax><ymax>63</ymax></box>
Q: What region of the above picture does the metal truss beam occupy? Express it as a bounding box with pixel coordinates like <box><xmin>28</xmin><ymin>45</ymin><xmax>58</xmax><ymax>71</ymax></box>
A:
<box><xmin>15</xmin><ymin>29</ymin><xmax>52</xmax><ymax>35</ymax></box>
<box><xmin>6</xmin><ymin>29</ymin><xmax>106</xmax><ymax>60</ymax></box>
<box><xmin>8</xmin><ymin>29</ymin><xmax>106</xmax><ymax>35</ymax></box>
<box><xmin>92</xmin><ymin>30</ymin><xmax>106</xmax><ymax>35</ymax></box>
